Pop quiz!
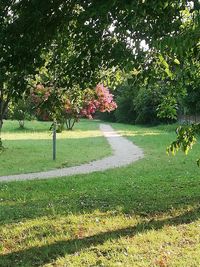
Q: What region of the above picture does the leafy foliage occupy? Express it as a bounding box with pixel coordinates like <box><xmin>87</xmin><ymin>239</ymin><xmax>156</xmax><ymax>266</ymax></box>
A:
<box><xmin>103</xmin><ymin>65</ymin><xmax>181</xmax><ymax>125</ymax></box>
<box><xmin>8</xmin><ymin>98</ymin><xmax>33</xmax><ymax>128</ymax></box>
<box><xmin>113</xmin><ymin>82</ymin><xmax>137</xmax><ymax>124</ymax></box>
<box><xmin>134</xmin><ymin>86</ymin><xmax>163</xmax><ymax>124</ymax></box>
<box><xmin>157</xmin><ymin>96</ymin><xmax>178</xmax><ymax>121</ymax></box>
<box><xmin>30</xmin><ymin>84</ymin><xmax>117</xmax><ymax>130</ymax></box>
<box><xmin>167</xmin><ymin>123</ymin><xmax>200</xmax><ymax>165</ymax></box>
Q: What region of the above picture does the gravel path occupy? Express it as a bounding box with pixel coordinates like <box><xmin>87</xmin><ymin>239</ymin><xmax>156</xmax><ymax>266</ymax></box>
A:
<box><xmin>0</xmin><ymin>124</ymin><xmax>144</xmax><ymax>182</ymax></box>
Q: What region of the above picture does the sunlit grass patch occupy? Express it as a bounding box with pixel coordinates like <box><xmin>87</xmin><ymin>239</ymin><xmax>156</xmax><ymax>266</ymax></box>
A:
<box><xmin>117</xmin><ymin>130</ymin><xmax>166</xmax><ymax>137</ymax></box>
<box><xmin>0</xmin><ymin>120</ymin><xmax>111</xmax><ymax>176</ymax></box>
<box><xmin>0</xmin><ymin>121</ymin><xmax>200</xmax><ymax>266</ymax></box>
<box><xmin>0</xmin><ymin>207</ymin><xmax>200</xmax><ymax>266</ymax></box>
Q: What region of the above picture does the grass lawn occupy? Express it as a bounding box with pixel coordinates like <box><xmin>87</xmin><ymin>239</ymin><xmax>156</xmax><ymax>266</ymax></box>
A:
<box><xmin>0</xmin><ymin>121</ymin><xmax>200</xmax><ymax>266</ymax></box>
<box><xmin>0</xmin><ymin>119</ymin><xmax>111</xmax><ymax>175</ymax></box>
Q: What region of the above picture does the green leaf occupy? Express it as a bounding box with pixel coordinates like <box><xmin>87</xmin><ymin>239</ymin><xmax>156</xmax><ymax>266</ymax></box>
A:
<box><xmin>174</xmin><ymin>58</ymin><xmax>180</xmax><ymax>65</ymax></box>
<box><xmin>164</xmin><ymin>68</ymin><xmax>173</xmax><ymax>78</ymax></box>
<box><xmin>159</xmin><ymin>55</ymin><xmax>169</xmax><ymax>69</ymax></box>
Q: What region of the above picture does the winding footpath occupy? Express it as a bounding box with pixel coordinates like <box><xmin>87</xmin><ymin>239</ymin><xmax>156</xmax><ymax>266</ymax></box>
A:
<box><xmin>0</xmin><ymin>124</ymin><xmax>144</xmax><ymax>182</ymax></box>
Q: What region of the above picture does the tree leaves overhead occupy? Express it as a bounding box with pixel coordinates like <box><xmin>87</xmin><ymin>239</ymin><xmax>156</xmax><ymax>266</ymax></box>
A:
<box><xmin>1</xmin><ymin>0</ymin><xmax>75</xmax><ymax>72</ymax></box>
<box><xmin>2</xmin><ymin>0</ymin><xmax>198</xmax><ymax>79</ymax></box>
<box><xmin>0</xmin><ymin>0</ymin><xmax>199</xmax><ymax>111</ymax></box>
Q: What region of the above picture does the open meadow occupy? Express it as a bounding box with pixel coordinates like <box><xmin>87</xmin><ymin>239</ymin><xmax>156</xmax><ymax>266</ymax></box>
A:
<box><xmin>0</xmin><ymin>120</ymin><xmax>200</xmax><ymax>266</ymax></box>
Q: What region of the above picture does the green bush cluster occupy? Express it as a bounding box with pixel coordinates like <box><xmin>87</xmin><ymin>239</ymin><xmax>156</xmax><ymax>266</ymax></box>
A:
<box><xmin>100</xmin><ymin>82</ymin><xmax>177</xmax><ymax>125</ymax></box>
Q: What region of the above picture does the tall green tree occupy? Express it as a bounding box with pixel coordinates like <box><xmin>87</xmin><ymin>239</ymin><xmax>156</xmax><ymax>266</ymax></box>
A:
<box><xmin>0</xmin><ymin>0</ymin><xmax>199</xmax><ymax>138</ymax></box>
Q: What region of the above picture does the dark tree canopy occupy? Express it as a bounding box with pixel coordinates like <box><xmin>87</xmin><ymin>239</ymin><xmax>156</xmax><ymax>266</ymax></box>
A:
<box><xmin>1</xmin><ymin>0</ymin><xmax>199</xmax><ymax>85</ymax></box>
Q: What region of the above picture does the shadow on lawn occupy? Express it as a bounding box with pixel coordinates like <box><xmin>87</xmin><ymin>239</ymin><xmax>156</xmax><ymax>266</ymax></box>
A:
<box><xmin>0</xmin><ymin>207</ymin><xmax>199</xmax><ymax>266</ymax></box>
<box><xmin>0</xmin><ymin>167</ymin><xmax>200</xmax><ymax>226</ymax></box>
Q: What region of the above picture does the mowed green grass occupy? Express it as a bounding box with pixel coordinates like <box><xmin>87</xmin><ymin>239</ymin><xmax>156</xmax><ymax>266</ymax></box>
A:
<box><xmin>0</xmin><ymin>122</ymin><xmax>200</xmax><ymax>266</ymax></box>
<box><xmin>0</xmin><ymin>120</ymin><xmax>111</xmax><ymax>175</ymax></box>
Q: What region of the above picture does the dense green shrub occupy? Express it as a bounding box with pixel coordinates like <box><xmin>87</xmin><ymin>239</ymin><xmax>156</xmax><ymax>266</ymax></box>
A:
<box><xmin>100</xmin><ymin>81</ymin><xmax>178</xmax><ymax>125</ymax></box>
<box><xmin>134</xmin><ymin>86</ymin><xmax>163</xmax><ymax>124</ymax></box>
<box><xmin>114</xmin><ymin>96</ymin><xmax>135</xmax><ymax>123</ymax></box>
<box><xmin>96</xmin><ymin>110</ymin><xmax>116</xmax><ymax>122</ymax></box>
<box><xmin>114</xmin><ymin>84</ymin><xmax>137</xmax><ymax>123</ymax></box>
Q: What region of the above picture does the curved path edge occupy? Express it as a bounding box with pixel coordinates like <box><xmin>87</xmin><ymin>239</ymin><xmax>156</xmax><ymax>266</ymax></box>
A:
<box><xmin>0</xmin><ymin>124</ymin><xmax>144</xmax><ymax>182</ymax></box>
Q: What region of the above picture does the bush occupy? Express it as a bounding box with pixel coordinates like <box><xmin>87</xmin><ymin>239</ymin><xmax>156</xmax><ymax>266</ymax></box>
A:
<box><xmin>8</xmin><ymin>98</ymin><xmax>34</xmax><ymax>128</ymax></box>
<box><xmin>101</xmin><ymin>80</ymin><xmax>177</xmax><ymax>125</ymax></box>
<box><xmin>114</xmin><ymin>96</ymin><xmax>136</xmax><ymax>123</ymax></box>
<box><xmin>134</xmin><ymin>86</ymin><xmax>162</xmax><ymax>124</ymax></box>
<box><xmin>96</xmin><ymin>110</ymin><xmax>116</xmax><ymax>122</ymax></box>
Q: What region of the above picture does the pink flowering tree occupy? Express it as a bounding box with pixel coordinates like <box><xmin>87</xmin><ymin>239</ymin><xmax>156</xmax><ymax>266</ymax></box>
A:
<box><xmin>61</xmin><ymin>87</ymin><xmax>84</xmax><ymax>130</ymax></box>
<box><xmin>95</xmin><ymin>83</ymin><xmax>117</xmax><ymax>112</ymax></box>
<box><xmin>81</xmin><ymin>84</ymin><xmax>117</xmax><ymax>119</ymax></box>
<box><xmin>30</xmin><ymin>83</ymin><xmax>117</xmax><ymax>130</ymax></box>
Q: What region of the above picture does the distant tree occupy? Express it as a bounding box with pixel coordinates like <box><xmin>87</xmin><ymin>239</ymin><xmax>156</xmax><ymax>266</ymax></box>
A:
<box><xmin>9</xmin><ymin>98</ymin><xmax>33</xmax><ymax>128</ymax></box>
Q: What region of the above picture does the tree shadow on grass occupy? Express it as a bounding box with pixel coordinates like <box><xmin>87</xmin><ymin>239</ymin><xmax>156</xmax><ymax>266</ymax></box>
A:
<box><xmin>0</xmin><ymin>207</ymin><xmax>199</xmax><ymax>267</ymax></box>
<box><xmin>0</xmin><ymin>166</ymin><xmax>200</xmax><ymax>226</ymax></box>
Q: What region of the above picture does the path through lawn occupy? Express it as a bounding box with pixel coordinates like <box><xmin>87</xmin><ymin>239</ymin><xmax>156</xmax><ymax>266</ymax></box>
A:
<box><xmin>0</xmin><ymin>124</ymin><xmax>143</xmax><ymax>181</ymax></box>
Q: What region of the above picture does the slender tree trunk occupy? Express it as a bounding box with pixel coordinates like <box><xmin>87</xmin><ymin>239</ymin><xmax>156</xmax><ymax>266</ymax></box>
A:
<box><xmin>66</xmin><ymin>119</ymin><xmax>69</xmax><ymax>129</ymax></box>
<box><xmin>19</xmin><ymin>120</ymin><xmax>25</xmax><ymax>128</ymax></box>
<box><xmin>66</xmin><ymin>118</ymin><xmax>76</xmax><ymax>130</ymax></box>
<box><xmin>0</xmin><ymin>95</ymin><xmax>3</xmax><ymax>145</ymax></box>
<box><xmin>0</xmin><ymin>117</ymin><xmax>3</xmax><ymax>136</ymax></box>
<box><xmin>66</xmin><ymin>118</ymin><xmax>72</xmax><ymax>130</ymax></box>
<box><xmin>0</xmin><ymin>107</ymin><xmax>4</xmax><ymax>149</ymax></box>
<box><xmin>0</xmin><ymin>89</ymin><xmax>9</xmax><ymax>148</ymax></box>
<box><xmin>68</xmin><ymin>118</ymin><xmax>71</xmax><ymax>129</ymax></box>
<box><xmin>70</xmin><ymin>119</ymin><xmax>76</xmax><ymax>130</ymax></box>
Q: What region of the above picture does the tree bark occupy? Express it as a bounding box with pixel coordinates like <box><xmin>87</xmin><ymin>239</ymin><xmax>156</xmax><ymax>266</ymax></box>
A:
<box><xmin>66</xmin><ymin>118</ymin><xmax>75</xmax><ymax>130</ymax></box>
<box><xmin>0</xmin><ymin>92</ymin><xmax>9</xmax><ymax>146</ymax></box>
<box><xmin>0</xmin><ymin>98</ymin><xmax>4</xmax><ymax>142</ymax></box>
<box><xmin>19</xmin><ymin>120</ymin><xmax>25</xmax><ymax>128</ymax></box>
<box><xmin>0</xmin><ymin>112</ymin><xmax>3</xmax><ymax>149</ymax></box>
<box><xmin>0</xmin><ymin>117</ymin><xmax>3</xmax><ymax>135</ymax></box>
